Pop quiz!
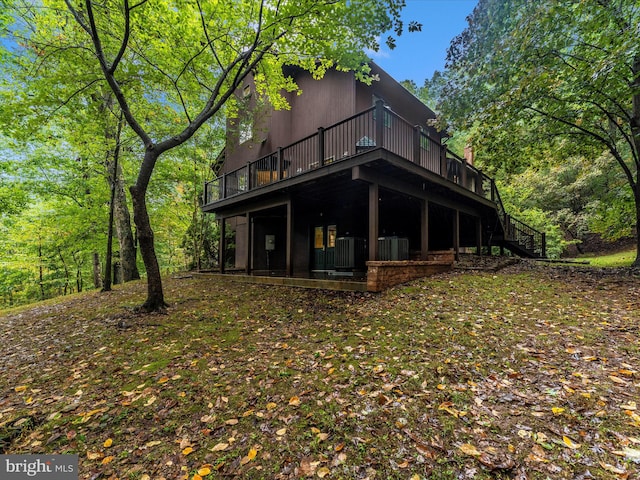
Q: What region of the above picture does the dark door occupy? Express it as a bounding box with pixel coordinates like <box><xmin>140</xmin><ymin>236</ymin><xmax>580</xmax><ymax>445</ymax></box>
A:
<box><xmin>313</xmin><ymin>224</ymin><xmax>337</xmax><ymax>270</ymax></box>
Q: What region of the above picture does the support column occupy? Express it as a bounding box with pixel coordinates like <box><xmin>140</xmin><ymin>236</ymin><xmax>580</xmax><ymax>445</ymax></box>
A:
<box><xmin>219</xmin><ymin>217</ymin><xmax>226</xmax><ymax>274</ymax></box>
<box><xmin>286</xmin><ymin>199</ymin><xmax>293</xmax><ymax>276</ymax></box>
<box><xmin>475</xmin><ymin>216</ymin><xmax>483</xmax><ymax>256</ymax></box>
<box><xmin>421</xmin><ymin>199</ymin><xmax>429</xmax><ymax>260</ymax></box>
<box><xmin>453</xmin><ymin>209</ymin><xmax>460</xmax><ymax>261</ymax></box>
<box><xmin>368</xmin><ymin>183</ymin><xmax>379</xmax><ymax>261</ymax></box>
<box><xmin>245</xmin><ymin>213</ymin><xmax>252</xmax><ymax>274</ymax></box>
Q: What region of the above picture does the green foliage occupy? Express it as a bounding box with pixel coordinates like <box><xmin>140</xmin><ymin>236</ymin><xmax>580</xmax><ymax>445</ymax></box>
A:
<box><xmin>441</xmin><ymin>0</ymin><xmax>640</xmax><ymax>261</ymax></box>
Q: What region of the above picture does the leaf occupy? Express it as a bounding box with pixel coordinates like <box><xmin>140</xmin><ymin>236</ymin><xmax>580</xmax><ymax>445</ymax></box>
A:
<box><xmin>289</xmin><ymin>396</ymin><xmax>301</xmax><ymax>406</ymax></box>
<box><xmin>459</xmin><ymin>443</ymin><xmax>481</xmax><ymax>456</ymax></box>
<box><xmin>14</xmin><ymin>385</ymin><xmax>27</xmax><ymax>393</ymax></box>
<box><xmin>158</xmin><ymin>376</ymin><xmax>170</xmax><ymax>384</ymax></box>
<box><xmin>551</xmin><ymin>407</ymin><xmax>565</xmax><ymax>415</ymax></box>
<box><xmin>211</xmin><ymin>443</ymin><xmax>229</xmax><ymax>451</ymax></box>
<box><xmin>103</xmin><ymin>438</ymin><xmax>113</xmax><ymax>448</ymax></box>
<box><xmin>225</xmin><ymin>418</ymin><xmax>238</xmax><ymax>425</ymax></box>
<box><xmin>87</xmin><ymin>451</ymin><xmax>103</xmax><ymax>460</ymax></box>
<box><xmin>317</xmin><ymin>466</ymin><xmax>330</xmax><ymax>478</ymax></box>
<box><xmin>197</xmin><ymin>466</ymin><xmax>212</xmax><ymax>476</ymax></box>
<box><xmin>101</xmin><ymin>456</ymin><xmax>114</xmax><ymax>465</ymax></box>
<box><xmin>276</xmin><ymin>427</ymin><xmax>287</xmax><ymax>436</ymax></box>
<box><xmin>266</xmin><ymin>402</ymin><xmax>278</xmax><ymax>410</ymax></box>
<box><xmin>599</xmin><ymin>462</ymin><xmax>626</xmax><ymax>474</ymax></box>
<box><xmin>562</xmin><ymin>436</ymin><xmax>580</xmax><ymax>450</ymax></box>
<box><xmin>182</xmin><ymin>447</ymin><xmax>194</xmax><ymax>456</ymax></box>
<box><xmin>612</xmin><ymin>447</ymin><xmax>640</xmax><ymax>461</ymax></box>
<box><xmin>144</xmin><ymin>395</ymin><xmax>156</xmax><ymax>406</ymax></box>
<box><xmin>240</xmin><ymin>447</ymin><xmax>257</xmax><ymax>465</ymax></box>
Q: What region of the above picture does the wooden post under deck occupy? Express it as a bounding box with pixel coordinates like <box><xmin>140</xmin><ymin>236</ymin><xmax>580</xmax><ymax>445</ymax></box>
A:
<box><xmin>421</xmin><ymin>199</ymin><xmax>429</xmax><ymax>260</ymax></box>
<box><xmin>219</xmin><ymin>217</ymin><xmax>226</xmax><ymax>274</ymax></box>
<box><xmin>369</xmin><ymin>183</ymin><xmax>379</xmax><ymax>261</ymax></box>
<box><xmin>476</xmin><ymin>216</ymin><xmax>483</xmax><ymax>256</ymax></box>
<box><xmin>286</xmin><ymin>199</ymin><xmax>293</xmax><ymax>276</ymax></box>
<box><xmin>453</xmin><ymin>209</ymin><xmax>460</xmax><ymax>261</ymax></box>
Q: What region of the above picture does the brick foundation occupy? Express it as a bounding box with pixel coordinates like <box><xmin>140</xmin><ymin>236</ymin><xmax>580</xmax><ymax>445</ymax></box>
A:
<box><xmin>366</xmin><ymin>251</ymin><xmax>454</xmax><ymax>292</ymax></box>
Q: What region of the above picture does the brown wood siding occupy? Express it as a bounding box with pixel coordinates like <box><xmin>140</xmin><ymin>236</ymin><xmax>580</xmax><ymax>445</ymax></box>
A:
<box><xmin>223</xmin><ymin>69</ymin><xmax>356</xmax><ymax>174</ymax></box>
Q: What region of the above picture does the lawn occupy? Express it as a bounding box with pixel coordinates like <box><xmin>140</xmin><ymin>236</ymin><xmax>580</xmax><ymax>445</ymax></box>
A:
<box><xmin>1</xmin><ymin>262</ymin><xmax>639</xmax><ymax>479</ymax></box>
<box><xmin>576</xmin><ymin>248</ymin><xmax>638</xmax><ymax>268</ymax></box>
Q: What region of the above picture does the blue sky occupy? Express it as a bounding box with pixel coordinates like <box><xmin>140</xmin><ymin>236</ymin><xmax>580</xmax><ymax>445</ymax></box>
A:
<box><xmin>370</xmin><ymin>0</ymin><xmax>478</xmax><ymax>84</ymax></box>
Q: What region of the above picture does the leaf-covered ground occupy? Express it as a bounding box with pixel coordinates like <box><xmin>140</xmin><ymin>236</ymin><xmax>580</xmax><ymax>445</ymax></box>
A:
<box><xmin>1</xmin><ymin>260</ymin><xmax>639</xmax><ymax>479</ymax></box>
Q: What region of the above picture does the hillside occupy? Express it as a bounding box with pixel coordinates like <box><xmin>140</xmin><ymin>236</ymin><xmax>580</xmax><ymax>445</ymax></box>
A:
<box><xmin>1</xmin><ymin>263</ymin><xmax>639</xmax><ymax>479</ymax></box>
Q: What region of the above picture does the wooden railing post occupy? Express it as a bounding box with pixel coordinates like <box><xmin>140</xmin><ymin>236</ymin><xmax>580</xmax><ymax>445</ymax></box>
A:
<box><xmin>318</xmin><ymin>127</ymin><xmax>325</xmax><ymax>167</ymax></box>
<box><xmin>461</xmin><ymin>159</ymin><xmax>468</xmax><ymax>189</ymax></box>
<box><xmin>221</xmin><ymin>173</ymin><xmax>227</xmax><ymax>199</ymax></box>
<box><xmin>276</xmin><ymin>147</ymin><xmax>283</xmax><ymax>181</ymax></box>
<box><xmin>375</xmin><ymin>100</ymin><xmax>385</xmax><ymax>149</ymax></box>
<box><xmin>246</xmin><ymin>162</ymin><xmax>251</xmax><ymax>191</ymax></box>
<box><xmin>413</xmin><ymin>126</ymin><xmax>421</xmax><ymax>165</ymax></box>
<box><xmin>541</xmin><ymin>232</ymin><xmax>546</xmax><ymax>258</ymax></box>
<box><xmin>440</xmin><ymin>145</ymin><xmax>447</xmax><ymax>177</ymax></box>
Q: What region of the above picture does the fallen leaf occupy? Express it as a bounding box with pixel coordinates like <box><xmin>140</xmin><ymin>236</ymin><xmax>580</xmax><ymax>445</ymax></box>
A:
<box><xmin>599</xmin><ymin>462</ymin><xmax>626</xmax><ymax>474</ymax></box>
<box><xmin>145</xmin><ymin>441</ymin><xmax>162</xmax><ymax>448</ymax></box>
<box><xmin>225</xmin><ymin>418</ymin><xmax>238</xmax><ymax>426</ymax></box>
<box><xmin>551</xmin><ymin>407</ymin><xmax>565</xmax><ymax>415</ymax></box>
<box><xmin>317</xmin><ymin>466</ymin><xmax>330</xmax><ymax>478</ymax></box>
<box><xmin>197</xmin><ymin>466</ymin><xmax>212</xmax><ymax>476</ymax></box>
<box><xmin>103</xmin><ymin>438</ymin><xmax>113</xmax><ymax>448</ymax></box>
<box><xmin>158</xmin><ymin>376</ymin><xmax>170</xmax><ymax>384</ymax></box>
<box><xmin>459</xmin><ymin>443</ymin><xmax>481</xmax><ymax>456</ymax></box>
<box><xmin>289</xmin><ymin>396</ymin><xmax>301</xmax><ymax>406</ymax></box>
<box><xmin>266</xmin><ymin>402</ymin><xmax>277</xmax><ymax>410</ymax></box>
<box><xmin>562</xmin><ymin>436</ymin><xmax>580</xmax><ymax>450</ymax></box>
<box><xmin>14</xmin><ymin>385</ymin><xmax>27</xmax><ymax>393</ymax></box>
<box><xmin>211</xmin><ymin>443</ymin><xmax>229</xmax><ymax>452</ymax></box>
<box><xmin>612</xmin><ymin>447</ymin><xmax>640</xmax><ymax>461</ymax></box>
<box><xmin>240</xmin><ymin>447</ymin><xmax>257</xmax><ymax>465</ymax></box>
<box><xmin>276</xmin><ymin>428</ymin><xmax>287</xmax><ymax>436</ymax></box>
<box><xmin>87</xmin><ymin>452</ymin><xmax>103</xmax><ymax>460</ymax></box>
<box><xmin>182</xmin><ymin>447</ymin><xmax>194</xmax><ymax>456</ymax></box>
<box><xmin>101</xmin><ymin>456</ymin><xmax>114</xmax><ymax>465</ymax></box>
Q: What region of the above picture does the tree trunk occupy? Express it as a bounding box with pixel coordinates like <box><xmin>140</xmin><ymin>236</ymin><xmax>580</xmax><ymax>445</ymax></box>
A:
<box><xmin>130</xmin><ymin>181</ymin><xmax>166</xmax><ymax>311</ymax></box>
<box><xmin>112</xmin><ymin>162</ymin><xmax>140</xmax><ymax>281</ymax></box>
<box><xmin>631</xmin><ymin>55</ymin><xmax>640</xmax><ymax>268</ymax></box>
<box><xmin>93</xmin><ymin>252</ymin><xmax>103</xmax><ymax>289</ymax></box>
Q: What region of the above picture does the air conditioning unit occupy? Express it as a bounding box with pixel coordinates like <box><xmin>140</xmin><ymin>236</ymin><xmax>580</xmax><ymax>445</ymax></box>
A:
<box><xmin>377</xmin><ymin>236</ymin><xmax>409</xmax><ymax>261</ymax></box>
<box><xmin>335</xmin><ymin>237</ymin><xmax>366</xmax><ymax>270</ymax></box>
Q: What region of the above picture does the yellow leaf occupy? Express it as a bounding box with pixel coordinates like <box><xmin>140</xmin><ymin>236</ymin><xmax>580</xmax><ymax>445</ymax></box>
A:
<box><xmin>562</xmin><ymin>436</ymin><xmax>580</xmax><ymax>450</ymax></box>
<box><xmin>459</xmin><ymin>443</ymin><xmax>481</xmax><ymax>456</ymax></box>
<box><xmin>317</xmin><ymin>433</ymin><xmax>329</xmax><ymax>441</ymax></box>
<box><xmin>247</xmin><ymin>447</ymin><xmax>257</xmax><ymax>460</ymax></box>
<box><xmin>311</xmin><ymin>427</ymin><xmax>321</xmax><ymax>434</ymax></box>
<box><xmin>276</xmin><ymin>428</ymin><xmax>287</xmax><ymax>436</ymax></box>
<box><xmin>101</xmin><ymin>456</ymin><xmax>114</xmax><ymax>465</ymax></box>
<box><xmin>211</xmin><ymin>443</ymin><xmax>229</xmax><ymax>452</ymax></box>
<box><xmin>145</xmin><ymin>440</ymin><xmax>162</xmax><ymax>448</ymax></box>
<box><xmin>551</xmin><ymin>407</ymin><xmax>565</xmax><ymax>415</ymax></box>
<box><xmin>609</xmin><ymin>375</ymin><xmax>628</xmax><ymax>385</ymax></box>
<box><xmin>182</xmin><ymin>447</ymin><xmax>194</xmax><ymax>456</ymax></box>
<box><xmin>192</xmin><ymin>475</ymin><xmax>202</xmax><ymax>480</ymax></box>
<box><xmin>225</xmin><ymin>418</ymin><xmax>238</xmax><ymax>425</ymax></box>
<box><xmin>289</xmin><ymin>396</ymin><xmax>301</xmax><ymax>406</ymax></box>
<box><xmin>103</xmin><ymin>438</ymin><xmax>113</xmax><ymax>448</ymax></box>
<box><xmin>87</xmin><ymin>451</ymin><xmax>103</xmax><ymax>460</ymax></box>
<box><xmin>266</xmin><ymin>402</ymin><xmax>277</xmax><ymax>410</ymax></box>
<box><xmin>144</xmin><ymin>395</ymin><xmax>156</xmax><ymax>406</ymax></box>
<box><xmin>158</xmin><ymin>377</ymin><xmax>170</xmax><ymax>384</ymax></box>
<box><xmin>317</xmin><ymin>466</ymin><xmax>330</xmax><ymax>477</ymax></box>
<box><xmin>197</xmin><ymin>466</ymin><xmax>212</xmax><ymax>476</ymax></box>
<box><xmin>14</xmin><ymin>385</ymin><xmax>27</xmax><ymax>393</ymax></box>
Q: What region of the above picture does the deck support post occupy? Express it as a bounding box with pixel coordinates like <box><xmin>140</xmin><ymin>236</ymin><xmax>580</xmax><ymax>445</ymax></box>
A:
<box><xmin>453</xmin><ymin>209</ymin><xmax>460</xmax><ymax>261</ymax></box>
<box><xmin>286</xmin><ymin>199</ymin><xmax>293</xmax><ymax>276</ymax></box>
<box><xmin>219</xmin><ymin>217</ymin><xmax>226</xmax><ymax>274</ymax></box>
<box><xmin>421</xmin><ymin>199</ymin><xmax>429</xmax><ymax>260</ymax></box>
<box><xmin>368</xmin><ymin>183</ymin><xmax>379</xmax><ymax>261</ymax></box>
<box><xmin>476</xmin><ymin>216</ymin><xmax>483</xmax><ymax>256</ymax></box>
<box><xmin>245</xmin><ymin>213</ymin><xmax>252</xmax><ymax>274</ymax></box>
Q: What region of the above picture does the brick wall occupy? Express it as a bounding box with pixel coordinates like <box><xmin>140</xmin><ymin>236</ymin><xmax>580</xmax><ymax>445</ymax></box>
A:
<box><xmin>366</xmin><ymin>254</ymin><xmax>454</xmax><ymax>292</ymax></box>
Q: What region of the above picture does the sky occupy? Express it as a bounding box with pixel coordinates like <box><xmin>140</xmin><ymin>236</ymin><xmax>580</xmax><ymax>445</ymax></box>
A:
<box><xmin>370</xmin><ymin>0</ymin><xmax>478</xmax><ymax>84</ymax></box>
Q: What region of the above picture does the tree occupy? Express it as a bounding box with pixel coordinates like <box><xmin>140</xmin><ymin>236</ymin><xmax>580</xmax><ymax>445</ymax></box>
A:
<box><xmin>4</xmin><ymin>0</ymin><xmax>418</xmax><ymax>311</ymax></box>
<box><xmin>442</xmin><ymin>0</ymin><xmax>640</xmax><ymax>265</ymax></box>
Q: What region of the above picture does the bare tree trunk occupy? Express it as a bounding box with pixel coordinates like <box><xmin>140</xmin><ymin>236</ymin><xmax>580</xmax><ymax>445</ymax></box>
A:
<box><xmin>93</xmin><ymin>252</ymin><xmax>103</xmax><ymax>289</ymax></box>
<box><xmin>130</xmin><ymin>177</ymin><xmax>166</xmax><ymax>311</ymax></box>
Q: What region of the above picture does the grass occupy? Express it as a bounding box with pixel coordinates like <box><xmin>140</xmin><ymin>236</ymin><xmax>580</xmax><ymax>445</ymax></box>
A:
<box><xmin>1</xmin><ymin>263</ymin><xmax>639</xmax><ymax>479</ymax></box>
<box><xmin>576</xmin><ymin>247</ymin><xmax>637</xmax><ymax>267</ymax></box>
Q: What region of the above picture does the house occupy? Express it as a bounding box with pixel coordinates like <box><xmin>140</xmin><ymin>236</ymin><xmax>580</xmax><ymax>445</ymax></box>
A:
<box><xmin>202</xmin><ymin>63</ymin><xmax>545</xmax><ymax>290</ymax></box>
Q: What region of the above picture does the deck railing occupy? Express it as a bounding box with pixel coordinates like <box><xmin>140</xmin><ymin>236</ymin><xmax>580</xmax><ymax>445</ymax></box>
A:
<box><xmin>205</xmin><ymin>101</ymin><xmax>546</xmax><ymax>257</ymax></box>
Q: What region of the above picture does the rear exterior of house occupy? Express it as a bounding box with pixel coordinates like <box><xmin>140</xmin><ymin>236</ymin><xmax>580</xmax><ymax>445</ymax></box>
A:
<box><xmin>202</xmin><ymin>63</ymin><xmax>545</xmax><ymax>285</ymax></box>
